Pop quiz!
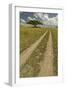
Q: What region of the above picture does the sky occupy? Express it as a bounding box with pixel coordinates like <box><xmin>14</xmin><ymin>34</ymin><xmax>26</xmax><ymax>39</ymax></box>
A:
<box><xmin>20</xmin><ymin>12</ymin><xmax>58</xmax><ymax>26</ymax></box>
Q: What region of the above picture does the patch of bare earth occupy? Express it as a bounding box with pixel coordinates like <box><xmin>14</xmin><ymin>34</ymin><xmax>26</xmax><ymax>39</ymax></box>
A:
<box><xmin>38</xmin><ymin>32</ymin><xmax>54</xmax><ymax>76</ymax></box>
<box><xmin>20</xmin><ymin>31</ymin><xmax>48</xmax><ymax>65</ymax></box>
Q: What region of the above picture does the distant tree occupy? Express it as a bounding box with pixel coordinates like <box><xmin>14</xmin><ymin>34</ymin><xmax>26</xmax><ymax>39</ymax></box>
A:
<box><xmin>27</xmin><ymin>20</ymin><xmax>43</xmax><ymax>27</ymax></box>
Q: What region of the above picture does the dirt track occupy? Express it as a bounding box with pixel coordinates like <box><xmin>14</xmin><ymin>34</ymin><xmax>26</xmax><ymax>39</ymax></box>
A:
<box><xmin>20</xmin><ymin>31</ymin><xmax>48</xmax><ymax>65</ymax></box>
<box><xmin>39</xmin><ymin>32</ymin><xmax>54</xmax><ymax>76</ymax></box>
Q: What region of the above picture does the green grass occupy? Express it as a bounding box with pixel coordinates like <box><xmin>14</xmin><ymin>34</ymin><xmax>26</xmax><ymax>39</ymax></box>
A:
<box><xmin>20</xmin><ymin>25</ymin><xmax>49</xmax><ymax>53</ymax></box>
<box><xmin>51</xmin><ymin>28</ymin><xmax>58</xmax><ymax>75</ymax></box>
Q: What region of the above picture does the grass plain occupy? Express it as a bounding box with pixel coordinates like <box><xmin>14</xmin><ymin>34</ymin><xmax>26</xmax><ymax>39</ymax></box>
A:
<box><xmin>20</xmin><ymin>26</ymin><xmax>58</xmax><ymax>77</ymax></box>
<box><xmin>20</xmin><ymin>25</ymin><xmax>49</xmax><ymax>53</ymax></box>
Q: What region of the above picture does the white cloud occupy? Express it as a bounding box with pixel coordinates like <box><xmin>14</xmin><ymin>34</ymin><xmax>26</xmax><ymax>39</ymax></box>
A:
<box><xmin>34</xmin><ymin>13</ymin><xmax>58</xmax><ymax>26</ymax></box>
<box><xmin>20</xmin><ymin>19</ymin><xmax>26</xmax><ymax>23</ymax></box>
<box><xmin>34</xmin><ymin>13</ymin><xmax>43</xmax><ymax>20</ymax></box>
<box><xmin>34</xmin><ymin>13</ymin><xmax>48</xmax><ymax>21</ymax></box>
<box><xmin>48</xmin><ymin>15</ymin><xmax>58</xmax><ymax>26</ymax></box>
<box><xmin>28</xmin><ymin>17</ymin><xmax>33</xmax><ymax>20</ymax></box>
<box><xmin>28</xmin><ymin>16</ymin><xmax>36</xmax><ymax>21</ymax></box>
<box><xmin>43</xmin><ymin>14</ymin><xmax>49</xmax><ymax>20</ymax></box>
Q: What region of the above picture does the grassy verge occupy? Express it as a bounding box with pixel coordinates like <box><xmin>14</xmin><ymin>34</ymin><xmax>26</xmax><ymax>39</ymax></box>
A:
<box><xmin>20</xmin><ymin>30</ymin><xmax>49</xmax><ymax>77</ymax></box>
<box><xmin>20</xmin><ymin>25</ymin><xmax>49</xmax><ymax>53</ymax></box>
<box><xmin>51</xmin><ymin>28</ymin><xmax>58</xmax><ymax>75</ymax></box>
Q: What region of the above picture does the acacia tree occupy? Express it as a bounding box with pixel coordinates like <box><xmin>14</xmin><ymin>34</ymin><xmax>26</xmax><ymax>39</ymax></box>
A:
<box><xmin>27</xmin><ymin>20</ymin><xmax>43</xmax><ymax>27</ymax></box>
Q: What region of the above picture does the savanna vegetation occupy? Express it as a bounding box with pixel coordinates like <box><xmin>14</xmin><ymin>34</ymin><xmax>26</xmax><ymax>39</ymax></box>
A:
<box><xmin>20</xmin><ymin>25</ymin><xmax>58</xmax><ymax>77</ymax></box>
<box><xmin>20</xmin><ymin>25</ymin><xmax>48</xmax><ymax>53</ymax></box>
<box><xmin>51</xmin><ymin>28</ymin><xmax>58</xmax><ymax>75</ymax></box>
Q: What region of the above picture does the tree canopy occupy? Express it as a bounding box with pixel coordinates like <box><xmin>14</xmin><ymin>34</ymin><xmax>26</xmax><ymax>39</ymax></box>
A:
<box><xmin>27</xmin><ymin>20</ymin><xmax>43</xmax><ymax>27</ymax></box>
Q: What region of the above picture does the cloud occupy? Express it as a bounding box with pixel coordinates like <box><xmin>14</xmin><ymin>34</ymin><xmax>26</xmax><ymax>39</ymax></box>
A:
<box><xmin>48</xmin><ymin>15</ymin><xmax>58</xmax><ymax>26</ymax></box>
<box><xmin>28</xmin><ymin>17</ymin><xmax>33</xmax><ymax>20</ymax></box>
<box><xmin>34</xmin><ymin>13</ymin><xmax>48</xmax><ymax>21</ymax></box>
<box><xmin>20</xmin><ymin>19</ymin><xmax>26</xmax><ymax>23</ymax></box>
<box><xmin>28</xmin><ymin>16</ymin><xmax>36</xmax><ymax>21</ymax></box>
<box><xmin>43</xmin><ymin>14</ymin><xmax>49</xmax><ymax>20</ymax></box>
<box><xmin>34</xmin><ymin>13</ymin><xmax>58</xmax><ymax>26</ymax></box>
<box><xmin>34</xmin><ymin>13</ymin><xmax>43</xmax><ymax>19</ymax></box>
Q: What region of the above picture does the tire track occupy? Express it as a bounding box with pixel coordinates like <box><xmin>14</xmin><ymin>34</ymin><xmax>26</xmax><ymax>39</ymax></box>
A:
<box><xmin>39</xmin><ymin>31</ymin><xmax>54</xmax><ymax>76</ymax></box>
<box><xmin>20</xmin><ymin>31</ymin><xmax>48</xmax><ymax>65</ymax></box>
